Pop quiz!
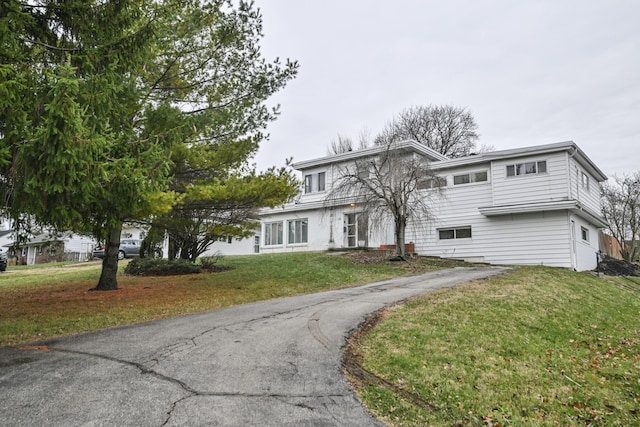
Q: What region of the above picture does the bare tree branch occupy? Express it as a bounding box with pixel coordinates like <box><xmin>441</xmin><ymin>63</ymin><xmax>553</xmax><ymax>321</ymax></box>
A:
<box><xmin>376</xmin><ymin>105</ymin><xmax>480</xmax><ymax>158</ymax></box>
<box><xmin>326</xmin><ymin>140</ymin><xmax>443</xmax><ymax>257</ymax></box>
<box><xmin>601</xmin><ymin>173</ymin><xmax>640</xmax><ymax>261</ymax></box>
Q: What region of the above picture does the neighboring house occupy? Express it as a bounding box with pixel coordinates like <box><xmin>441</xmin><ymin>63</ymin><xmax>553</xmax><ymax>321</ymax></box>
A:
<box><xmin>258</xmin><ymin>140</ymin><xmax>607</xmax><ymax>271</ymax></box>
<box><xmin>6</xmin><ymin>232</ymin><xmax>96</xmax><ymax>265</ymax></box>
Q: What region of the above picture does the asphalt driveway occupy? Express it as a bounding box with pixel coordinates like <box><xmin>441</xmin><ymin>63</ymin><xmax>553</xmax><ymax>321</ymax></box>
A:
<box><xmin>0</xmin><ymin>267</ymin><xmax>509</xmax><ymax>426</ymax></box>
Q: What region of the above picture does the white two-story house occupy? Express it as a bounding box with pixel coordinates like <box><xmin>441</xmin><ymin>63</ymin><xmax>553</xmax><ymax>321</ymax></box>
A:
<box><xmin>257</xmin><ymin>140</ymin><xmax>607</xmax><ymax>271</ymax></box>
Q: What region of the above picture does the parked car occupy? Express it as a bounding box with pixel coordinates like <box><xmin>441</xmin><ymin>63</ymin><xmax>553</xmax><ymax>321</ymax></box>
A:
<box><xmin>92</xmin><ymin>239</ymin><xmax>142</xmax><ymax>260</ymax></box>
<box><xmin>0</xmin><ymin>249</ymin><xmax>7</xmax><ymax>271</ymax></box>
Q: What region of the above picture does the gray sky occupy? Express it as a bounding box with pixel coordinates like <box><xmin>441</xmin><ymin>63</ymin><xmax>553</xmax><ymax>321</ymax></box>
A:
<box><xmin>252</xmin><ymin>0</ymin><xmax>639</xmax><ymax>177</ymax></box>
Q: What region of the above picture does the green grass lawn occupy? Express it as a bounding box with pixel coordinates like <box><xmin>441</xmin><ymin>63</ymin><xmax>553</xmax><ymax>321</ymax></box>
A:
<box><xmin>4</xmin><ymin>254</ymin><xmax>637</xmax><ymax>426</ymax></box>
<box><xmin>349</xmin><ymin>266</ymin><xmax>640</xmax><ymax>426</ymax></box>
<box><xmin>0</xmin><ymin>252</ymin><xmax>455</xmax><ymax>347</ymax></box>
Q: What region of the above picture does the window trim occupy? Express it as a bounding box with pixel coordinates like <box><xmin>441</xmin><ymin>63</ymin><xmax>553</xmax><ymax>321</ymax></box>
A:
<box><xmin>506</xmin><ymin>160</ymin><xmax>547</xmax><ymax>177</ymax></box>
<box><xmin>304</xmin><ymin>172</ymin><xmax>326</xmax><ymax>193</ymax></box>
<box><xmin>438</xmin><ymin>226</ymin><xmax>472</xmax><ymax>240</ymax></box>
<box><xmin>580</xmin><ymin>226</ymin><xmax>589</xmax><ymax>242</ymax></box>
<box><xmin>453</xmin><ymin>170</ymin><xmax>488</xmax><ymax>186</ymax></box>
<box><xmin>287</xmin><ymin>218</ymin><xmax>308</xmax><ymax>245</ymax></box>
<box><xmin>264</xmin><ymin>221</ymin><xmax>283</xmax><ymax>246</ymax></box>
<box><xmin>581</xmin><ymin>172</ymin><xmax>590</xmax><ymax>191</ymax></box>
<box><xmin>417</xmin><ymin>176</ymin><xmax>446</xmax><ymax>190</ymax></box>
<box><xmin>304</xmin><ymin>175</ymin><xmax>313</xmax><ymax>194</ymax></box>
<box><xmin>317</xmin><ymin>172</ymin><xmax>326</xmax><ymax>192</ymax></box>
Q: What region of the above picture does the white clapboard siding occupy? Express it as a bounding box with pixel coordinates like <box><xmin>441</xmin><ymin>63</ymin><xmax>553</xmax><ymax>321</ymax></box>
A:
<box><xmin>571</xmin><ymin>214</ymin><xmax>601</xmax><ymax>271</ymax></box>
<box><xmin>491</xmin><ymin>152</ymin><xmax>569</xmax><ymax>206</ymax></box>
<box><xmin>415</xmin><ymin>205</ymin><xmax>572</xmax><ymax>268</ymax></box>
<box><xmin>568</xmin><ymin>158</ymin><xmax>602</xmax><ymax>214</ymax></box>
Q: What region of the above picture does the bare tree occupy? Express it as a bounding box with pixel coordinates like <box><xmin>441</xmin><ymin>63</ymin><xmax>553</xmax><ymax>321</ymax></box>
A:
<box><xmin>326</xmin><ymin>140</ymin><xmax>442</xmax><ymax>258</ymax></box>
<box><xmin>376</xmin><ymin>105</ymin><xmax>480</xmax><ymax>158</ymax></box>
<box><xmin>328</xmin><ymin>134</ymin><xmax>355</xmax><ymax>155</ymax></box>
<box><xmin>601</xmin><ymin>172</ymin><xmax>640</xmax><ymax>262</ymax></box>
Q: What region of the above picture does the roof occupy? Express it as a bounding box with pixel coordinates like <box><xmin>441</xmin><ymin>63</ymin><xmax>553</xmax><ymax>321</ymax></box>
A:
<box><xmin>291</xmin><ymin>139</ymin><xmax>449</xmax><ymax>170</ymax></box>
<box><xmin>3</xmin><ymin>231</ymin><xmax>72</xmax><ymax>248</ymax></box>
<box><xmin>430</xmin><ymin>141</ymin><xmax>608</xmax><ymax>181</ymax></box>
<box><xmin>479</xmin><ymin>200</ymin><xmax>607</xmax><ymax>228</ymax></box>
<box><xmin>292</xmin><ymin>140</ymin><xmax>607</xmax><ymax>182</ymax></box>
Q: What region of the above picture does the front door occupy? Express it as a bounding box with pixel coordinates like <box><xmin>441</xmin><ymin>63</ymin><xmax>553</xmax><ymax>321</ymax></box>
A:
<box><xmin>344</xmin><ymin>213</ymin><xmax>368</xmax><ymax>248</ymax></box>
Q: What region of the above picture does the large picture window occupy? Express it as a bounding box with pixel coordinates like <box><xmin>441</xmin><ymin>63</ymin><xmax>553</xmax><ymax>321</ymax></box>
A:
<box><xmin>264</xmin><ymin>222</ymin><xmax>283</xmax><ymax>246</ymax></box>
<box><xmin>438</xmin><ymin>226</ymin><xmax>472</xmax><ymax>240</ymax></box>
<box><xmin>506</xmin><ymin>161</ymin><xmax>547</xmax><ymax>177</ymax></box>
<box><xmin>288</xmin><ymin>219</ymin><xmax>308</xmax><ymax>244</ymax></box>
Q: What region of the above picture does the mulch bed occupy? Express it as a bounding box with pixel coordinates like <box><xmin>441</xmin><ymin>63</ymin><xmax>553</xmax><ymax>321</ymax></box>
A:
<box><xmin>342</xmin><ymin>250</ymin><xmax>395</xmax><ymax>264</ymax></box>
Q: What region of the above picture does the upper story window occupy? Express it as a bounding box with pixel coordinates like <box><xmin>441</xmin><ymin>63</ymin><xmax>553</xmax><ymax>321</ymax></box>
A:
<box><xmin>506</xmin><ymin>160</ymin><xmax>547</xmax><ymax>177</ymax></box>
<box><xmin>417</xmin><ymin>176</ymin><xmax>446</xmax><ymax>190</ymax></box>
<box><xmin>318</xmin><ymin>172</ymin><xmax>326</xmax><ymax>192</ymax></box>
<box><xmin>304</xmin><ymin>172</ymin><xmax>326</xmax><ymax>193</ymax></box>
<box><xmin>304</xmin><ymin>175</ymin><xmax>312</xmax><ymax>193</ymax></box>
<box><xmin>581</xmin><ymin>172</ymin><xmax>589</xmax><ymax>191</ymax></box>
<box><xmin>453</xmin><ymin>171</ymin><xmax>488</xmax><ymax>185</ymax></box>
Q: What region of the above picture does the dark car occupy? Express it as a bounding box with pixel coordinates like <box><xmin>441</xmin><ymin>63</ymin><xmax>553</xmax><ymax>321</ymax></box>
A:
<box><xmin>93</xmin><ymin>239</ymin><xmax>142</xmax><ymax>260</ymax></box>
<box><xmin>0</xmin><ymin>249</ymin><xmax>7</xmax><ymax>271</ymax></box>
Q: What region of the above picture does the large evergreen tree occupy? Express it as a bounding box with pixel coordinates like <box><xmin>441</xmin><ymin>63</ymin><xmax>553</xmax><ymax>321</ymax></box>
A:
<box><xmin>0</xmin><ymin>1</ymin><xmax>298</xmax><ymax>289</ymax></box>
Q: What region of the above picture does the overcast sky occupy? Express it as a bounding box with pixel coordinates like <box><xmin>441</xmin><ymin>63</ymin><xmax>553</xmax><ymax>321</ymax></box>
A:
<box><xmin>252</xmin><ymin>0</ymin><xmax>639</xmax><ymax>178</ymax></box>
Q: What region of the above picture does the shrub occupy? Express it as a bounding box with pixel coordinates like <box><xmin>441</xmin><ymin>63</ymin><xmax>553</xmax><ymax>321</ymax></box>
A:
<box><xmin>199</xmin><ymin>253</ymin><xmax>223</xmax><ymax>272</ymax></box>
<box><xmin>124</xmin><ymin>258</ymin><xmax>202</xmax><ymax>276</ymax></box>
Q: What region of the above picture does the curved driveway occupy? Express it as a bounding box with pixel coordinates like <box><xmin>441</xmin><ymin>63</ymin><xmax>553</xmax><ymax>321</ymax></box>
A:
<box><xmin>0</xmin><ymin>267</ymin><xmax>509</xmax><ymax>426</ymax></box>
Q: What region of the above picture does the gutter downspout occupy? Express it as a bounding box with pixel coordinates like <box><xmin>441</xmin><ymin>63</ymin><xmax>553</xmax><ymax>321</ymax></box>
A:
<box><xmin>567</xmin><ymin>147</ymin><xmax>578</xmax><ymax>270</ymax></box>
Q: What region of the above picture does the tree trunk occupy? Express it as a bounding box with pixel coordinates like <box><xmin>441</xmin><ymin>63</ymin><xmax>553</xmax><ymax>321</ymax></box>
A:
<box><xmin>395</xmin><ymin>218</ymin><xmax>406</xmax><ymax>258</ymax></box>
<box><xmin>95</xmin><ymin>225</ymin><xmax>122</xmax><ymax>291</ymax></box>
<box><xmin>167</xmin><ymin>234</ymin><xmax>177</xmax><ymax>260</ymax></box>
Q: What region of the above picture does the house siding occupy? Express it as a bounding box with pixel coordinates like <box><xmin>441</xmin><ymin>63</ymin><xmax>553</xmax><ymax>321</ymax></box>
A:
<box><xmin>416</xmin><ymin>210</ymin><xmax>572</xmax><ymax>268</ymax></box>
<box><xmin>570</xmin><ymin>214</ymin><xmax>600</xmax><ymax>271</ymax></box>
<box><xmin>491</xmin><ymin>152</ymin><xmax>569</xmax><ymax>206</ymax></box>
<box><xmin>258</xmin><ymin>141</ymin><xmax>606</xmax><ymax>272</ymax></box>
<box><xmin>201</xmin><ymin>235</ymin><xmax>259</xmax><ymax>256</ymax></box>
<box><xmin>568</xmin><ymin>157</ymin><xmax>602</xmax><ymax>214</ymax></box>
<box><xmin>260</xmin><ymin>208</ymin><xmax>329</xmax><ymax>253</ymax></box>
<box><xmin>260</xmin><ymin>204</ymin><xmax>393</xmax><ymax>253</ymax></box>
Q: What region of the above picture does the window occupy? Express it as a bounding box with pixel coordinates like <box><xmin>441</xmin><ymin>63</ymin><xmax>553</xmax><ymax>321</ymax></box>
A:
<box><xmin>288</xmin><ymin>219</ymin><xmax>308</xmax><ymax>244</ymax></box>
<box><xmin>304</xmin><ymin>172</ymin><xmax>326</xmax><ymax>193</ymax></box>
<box><xmin>417</xmin><ymin>176</ymin><xmax>446</xmax><ymax>190</ymax></box>
<box><xmin>506</xmin><ymin>161</ymin><xmax>547</xmax><ymax>177</ymax></box>
<box><xmin>453</xmin><ymin>174</ymin><xmax>470</xmax><ymax>185</ymax></box>
<box><xmin>438</xmin><ymin>226</ymin><xmax>472</xmax><ymax>240</ymax></box>
<box><xmin>358</xmin><ymin>167</ymin><xmax>370</xmax><ymax>180</ymax></box>
<box><xmin>318</xmin><ymin>172</ymin><xmax>326</xmax><ymax>192</ymax></box>
<box><xmin>581</xmin><ymin>226</ymin><xmax>589</xmax><ymax>242</ymax></box>
<box><xmin>453</xmin><ymin>171</ymin><xmax>488</xmax><ymax>185</ymax></box>
<box><xmin>264</xmin><ymin>222</ymin><xmax>283</xmax><ymax>246</ymax></box>
<box><xmin>581</xmin><ymin>172</ymin><xmax>589</xmax><ymax>191</ymax></box>
<box><xmin>304</xmin><ymin>175</ymin><xmax>313</xmax><ymax>193</ymax></box>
